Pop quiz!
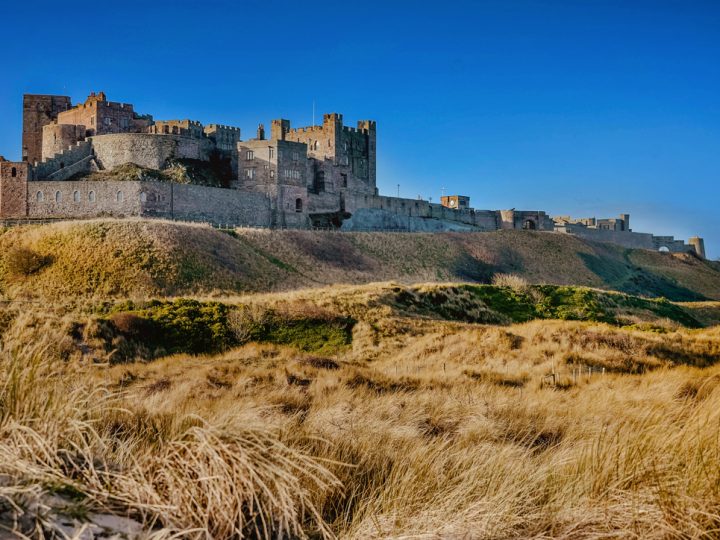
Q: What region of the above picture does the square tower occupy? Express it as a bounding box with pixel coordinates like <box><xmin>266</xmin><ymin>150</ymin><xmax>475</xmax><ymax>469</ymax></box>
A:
<box><xmin>0</xmin><ymin>158</ymin><xmax>28</xmax><ymax>218</ymax></box>
<box><xmin>22</xmin><ymin>94</ymin><xmax>72</xmax><ymax>164</ymax></box>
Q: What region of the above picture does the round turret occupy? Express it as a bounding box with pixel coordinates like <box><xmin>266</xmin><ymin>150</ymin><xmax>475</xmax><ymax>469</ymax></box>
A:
<box><xmin>688</xmin><ymin>236</ymin><xmax>706</xmax><ymax>259</ymax></box>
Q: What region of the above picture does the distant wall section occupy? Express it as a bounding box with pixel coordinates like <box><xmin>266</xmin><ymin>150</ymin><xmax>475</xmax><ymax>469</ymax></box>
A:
<box><xmin>556</xmin><ymin>223</ymin><xmax>696</xmax><ymax>254</ymax></box>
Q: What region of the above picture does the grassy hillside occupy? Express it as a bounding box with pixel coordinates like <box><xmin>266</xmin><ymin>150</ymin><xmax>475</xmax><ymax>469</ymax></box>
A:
<box><xmin>2</xmin><ymin>279</ymin><xmax>720</xmax><ymax>537</ymax></box>
<box><xmin>0</xmin><ymin>219</ymin><xmax>718</xmax><ymax>301</ymax></box>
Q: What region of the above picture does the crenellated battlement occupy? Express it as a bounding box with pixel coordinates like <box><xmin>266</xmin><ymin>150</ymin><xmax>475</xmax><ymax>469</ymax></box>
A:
<box><xmin>206</xmin><ymin>124</ymin><xmax>240</xmax><ymax>132</ymax></box>
<box><xmin>323</xmin><ymin>113</ymin><xmax>343</xmax><ymax>123</ymax></box>
<box><xmin>287</xmin><ymin>125</ymin><xmax>325</xmax><ymax>135</ymax></box>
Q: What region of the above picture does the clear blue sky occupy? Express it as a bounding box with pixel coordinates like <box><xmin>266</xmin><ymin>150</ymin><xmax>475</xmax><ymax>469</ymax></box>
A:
<box><xmin>1</xmin><ymin>0</ymin><xmax>718</xmax><ymax>257</ymax></box>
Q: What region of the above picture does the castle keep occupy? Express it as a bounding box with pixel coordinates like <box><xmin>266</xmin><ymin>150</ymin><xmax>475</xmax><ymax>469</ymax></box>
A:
<box><xmin>0</xmin><ymin>91</ymin><xmax>705</xmax><ymax>257</ymax></box>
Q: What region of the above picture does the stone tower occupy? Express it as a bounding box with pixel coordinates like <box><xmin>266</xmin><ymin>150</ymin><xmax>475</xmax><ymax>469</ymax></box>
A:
<box><xmin>689</xmin><ymin>236</ymin><xmax>706</xmax><ymax>259</ymax></box>
<box><xmin>357</xmin><ymin>119</ymin><xmax>377</xmax><ymax>192</ymax></box>
<box><xmin>0</xmin><ymin>158</ymin><xmax>28</xmax><ymax>218</ymax></box>
<box><xmin>620</xmin><ymin>213</ymin><xmax>630</xmax><ymax>231</ymax></box>
<box><xmin>22</xmin><ymin>94</ymin><xmax>72</xmax><ymax>164</ymax></box>
<box><xmin>323</xmin><ymin>113</ymin><xmax>343</xmax><ymax>159</ymax></box>
<box><xmin>271</xmin><ymin>119</ymin><xmax>290</xmax><ymax>141</ymax></box>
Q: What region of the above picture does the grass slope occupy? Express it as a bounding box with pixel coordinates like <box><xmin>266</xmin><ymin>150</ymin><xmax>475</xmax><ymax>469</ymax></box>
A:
<box><xmin>1</xmin><ymin>219</ymin><xmax>718</xmax><ymax>301</ymax></box>
<box><xmin>3</xmin><ymin>285</ymin><xmax>720</xmax><ymax>537</ymax></box>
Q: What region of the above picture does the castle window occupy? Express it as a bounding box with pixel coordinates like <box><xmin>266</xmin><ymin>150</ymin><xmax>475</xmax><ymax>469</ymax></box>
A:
<box><xmin>36</xmin><ymin>191</ymin><xmax>44</xmax><ymax>202</ymax></box>
<box><xmin>246</xmin><ymin>150</ymin><xmax>254</xmax><ymax>160</ymax></box>
<box><xmin>11</xmin><ymin>167</ymin><xmax>16</xmax><ymax>178</ymax></box>
<box><xmin>140</xmin><ymin>192</ymin><xmax>147</xmax><ymax>203</ymax></box>
<box><xmin>88</xmin><ymin>191</ymin><xmax>96</xmax><ymax>202</ymax></box>
<box><xmin>117</xmin><ymin>190</ymin><xmax>124</xmax><ymax>203</ymax></box>
<box><xmin>55</xmin><ymin>191</ymin><xmax>62</xmax><ymax>203</ymax></box>
<box><xmin>245</xmin><ymin>168</ymin><xmax>255</xmax><ymax>180</ymax></box>
<box><xmin>104</xmin><ymin>117</ymin><xmax>112</xmax><ymax>127</ymax></box>
<box><xmin>341</xmin><ymin>173</ymin><xmax>347</xmax><ymax>188</ymax></box>
<box><xmin>270</xmin><ymin>170</ymin><xmax>275</xmax><ymax>178</ymax></box>
<box><xmin>73</xmin><ymin>191</ymin><xmax>80</xmax><ymax>203</ymax></box>
<box><xmin>120</xmin><ymin>117</ymin><xmax>129</xmax><ymax>129</ymax></box>
<box><xmin>268</xmin><ymin>147</ymin><xmax>274</xmax><ymax>159</ymax></box>
<box><xmin>292</xmin><ymin>151</ymin><xmax>299</xmax><ymax>162</ymax></box>
<box><xmin>295</xmin><ymin>198</ymin><xmax>303</xmax><ymax>212</ymax></box>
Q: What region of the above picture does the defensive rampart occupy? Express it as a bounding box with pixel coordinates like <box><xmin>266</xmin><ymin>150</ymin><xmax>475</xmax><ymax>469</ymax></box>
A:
<box><xmin>26</xmin><ymin>180</ymin><xmax>272</xmax><ymax>226</ymax></box>
<box><xmin>90</xmin><ymin>133</ymin><xmax>214</xmax><ymax>171</ymax></box>
<box><xmin>556</xmin><ymin>223</ymin><xmax>695</xmax><ymax>253</ymax></box>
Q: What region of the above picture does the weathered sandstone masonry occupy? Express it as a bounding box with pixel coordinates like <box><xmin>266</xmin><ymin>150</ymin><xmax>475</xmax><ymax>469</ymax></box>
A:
<box><xmin>25</xmin><ymin>180</ymin><xmax>272</xmax><ymax>225</ymax></box>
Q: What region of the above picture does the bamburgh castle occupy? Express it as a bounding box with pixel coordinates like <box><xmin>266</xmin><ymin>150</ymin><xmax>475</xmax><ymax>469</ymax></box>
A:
<box><xmin>0</xmin><ymin>91</ymin><xmax>706</xmax><ymax>258</ymax></box>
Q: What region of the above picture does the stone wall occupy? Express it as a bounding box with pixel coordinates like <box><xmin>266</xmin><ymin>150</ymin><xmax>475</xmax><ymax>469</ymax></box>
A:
<box><xmin>42</xmin><ymin>124</ymin><xmax>86</xmax><ymax>161</ymax></box>
<box><xmin>28</xmin><ymin>180</ymin><xmax>143</xmax><ymax>218</ymax></box>
<box><xmin>170</xmin><ymin>184</ymin><xmax>272</xmax><ymax>226</ymax></box>
<box><xmin>33</xmin><ymin>141</ymin><xmax>94</xmax><ymax>181</ymax></box>
<box><xmin>556</xmin><ymin>223</ymin><xmax>695</xmax><ymax>253</ymax></box>
<box><xmin>25</xmin><ymin>180</ymin><xmax>272</xmax><ymax>226</ymax></box>
<box><xmin>148</xmin><ymin>120</ymin><xmax>204</xmax><ymax>138</ymax></box>
<box><xmin>341</xmin><ymin>208</ymin><xmax>483</xmax><ymax>232</ymax></box>
<box><xmin>90</xmin><ymin>133</ymin><xmax>214</xmax><ymax>171</ymax></box>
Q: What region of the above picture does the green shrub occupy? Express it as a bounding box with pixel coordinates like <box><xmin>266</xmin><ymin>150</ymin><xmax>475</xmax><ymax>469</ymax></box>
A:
<box><xmin>108</xmin><ymin>299</ymin><xmax>355</xmax><ymax>359</ymax></box>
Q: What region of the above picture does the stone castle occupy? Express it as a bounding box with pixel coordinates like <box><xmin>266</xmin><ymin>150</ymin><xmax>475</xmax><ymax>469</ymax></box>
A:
<box><xmin>0</xmin><ymin>91</ymin><xmax>706</xmax><ymax>258</ymax></box>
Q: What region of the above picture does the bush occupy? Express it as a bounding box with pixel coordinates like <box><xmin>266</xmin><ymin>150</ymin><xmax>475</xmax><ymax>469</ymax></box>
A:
<box><xmin>105</xmin><ymin>299</ymin><xmax>355</xmax><ymax>360</ymax></box>
<box><xmin>491</xmin><ymin>273</ymin><xmax>530</xmax><ymax>292</ymax></box>
<box><xmin>110</xmin><ymin>312</ymin><xmax>158</xmax><ymax>341</ymax></box>
<box><xmin>229</xmin><ymin>304</ymin><xmax>355</xmax><ymax>354</ymax></box>
<box><xmin>4</xmin><ymin>246</ymin><xmax>51</xmax><ymax>277</ymax></box>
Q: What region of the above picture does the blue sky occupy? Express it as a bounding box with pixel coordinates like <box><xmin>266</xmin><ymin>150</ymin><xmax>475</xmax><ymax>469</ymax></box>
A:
<box><xmin>1</xmin><ymin>0</ymin><xmax>718</xmax><ymax>257</ymax></box>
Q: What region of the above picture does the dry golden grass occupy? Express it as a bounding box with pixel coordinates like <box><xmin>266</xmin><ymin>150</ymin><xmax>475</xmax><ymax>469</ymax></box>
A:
<box><xmin>1</xmin><ymin>219</ymin><xmax>719</xmax><ymax>303</ymax></box>
<box><xmin>2</xmin><ymin>279</ymin><xmax>720</xmax><ymax>537</ymax></box>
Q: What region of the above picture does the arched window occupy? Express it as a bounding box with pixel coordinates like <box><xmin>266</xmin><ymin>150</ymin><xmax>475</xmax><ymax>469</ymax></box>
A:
<box><xmin>55</xmin><ymin>191</ymin><xmax>62</xmax><ymax>203</ymax></box>
<box><xmin>140</xmin><ymin>192</ymin><xmax>147</xmax><ymax>202</ymax></box>
<box><xmin>36</xmin><ymin>191</ymin><xmax>44</xmax><ymax>202</ymax></box>
<box><xmin>295</xmin><ymin>198</ymin><xmax>303</xmax><ymax>212</ymax></box>
<box><xmin>116</xmin><ymin>190</ymin><xmax>124</xmax><ymax>202</ymax></box>
<box><xmin>88</xmin><ymin>191</ymin><xmax>96</xmax><ymax>202</ymax></box>
<box><xmin>522</xmin><ymin>219</ymin><xmax>537</xmax><ymax>230</ymax></box>
<box><xmin>73</xmin><ymin>191</ymin><xmax>80</xmax><ymax>202</ymax></box>
<box><xmin>11</xmin><ymin>167</ymin><xmax>16</xmax><ymax>178</ymax></box>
